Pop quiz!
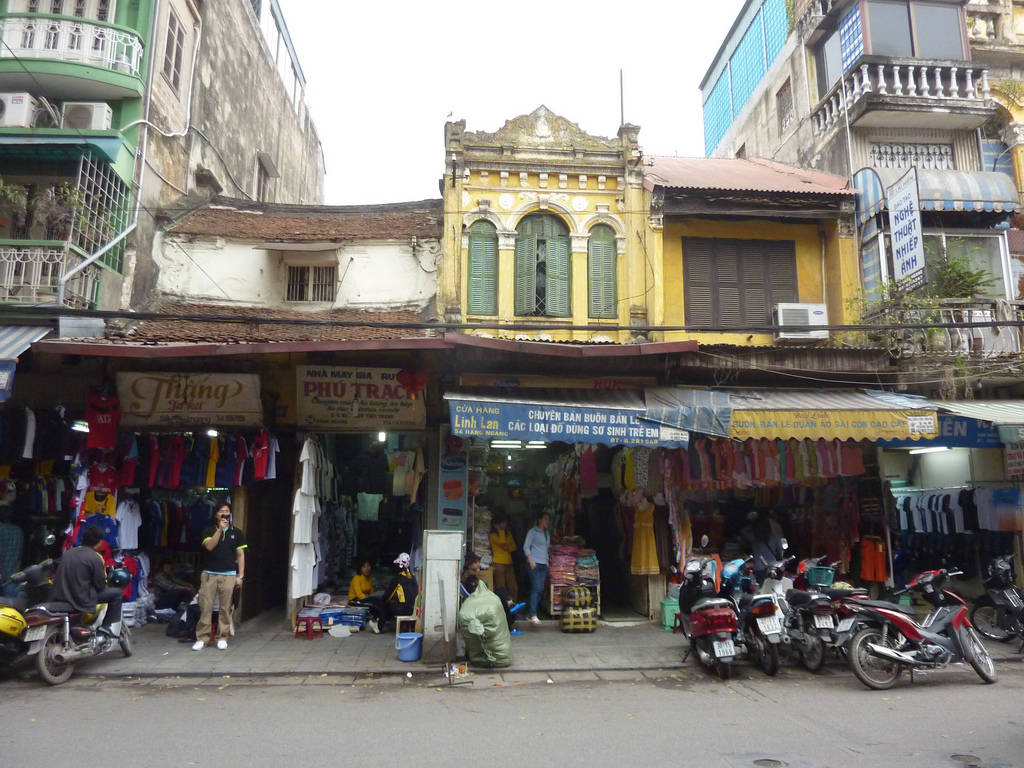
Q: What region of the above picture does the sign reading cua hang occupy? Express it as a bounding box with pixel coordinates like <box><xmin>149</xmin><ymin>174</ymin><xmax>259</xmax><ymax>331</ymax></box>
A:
<box><xmin>295</xmin><ymin>366</ymin><xmax>426</xmax><ymax>431</ymax></box>
<box><xmin>117</xmin><ymin>372</ymin><xmax>263</xmax><ymax>427</ymax></box>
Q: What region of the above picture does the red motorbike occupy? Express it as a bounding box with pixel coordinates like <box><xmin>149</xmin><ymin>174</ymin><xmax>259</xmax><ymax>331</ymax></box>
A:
<box><xmin>679</xmin><ymin>554</ymin><xmax>739</xmax><ymax>680</ymax></box>
<box><xmin>845</xmin><ymin>568</ymin><xmax>997</xmax><ymax>690</ymax></box>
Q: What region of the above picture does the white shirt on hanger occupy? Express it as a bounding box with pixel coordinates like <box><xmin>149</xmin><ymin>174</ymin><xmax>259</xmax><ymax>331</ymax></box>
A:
<box><xmin>116</xmin><ymin>498</ymin><xmax>142</xmax><ymax>550</ymax></box>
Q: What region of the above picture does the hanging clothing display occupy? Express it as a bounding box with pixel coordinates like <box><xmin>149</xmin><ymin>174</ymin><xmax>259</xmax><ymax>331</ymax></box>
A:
<box><xmin>630</xmin><ymin>499</ymin><xmax>659</xmax><ymax>576</ymax></box>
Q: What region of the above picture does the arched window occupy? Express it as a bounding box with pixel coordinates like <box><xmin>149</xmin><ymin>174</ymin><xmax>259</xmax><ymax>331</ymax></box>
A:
<box><xmin>467</xmin><ymin>220</ymin><xmax>497</xmax><ymax>315</ymax></box>
<box><xmin>587</xmin><ymin>224</ymin><xmax>617</xmax><ymax>319</ymax></box>
<box><xmin>20</xmin><ymin>23</ymin><xmax>36</xmax><ymax>49</ymax></box>
<box><xmin>514</xmin><ymin>214</ymin><xmax>570</xmax><ymax>317</ymax></box>
<box><xmin>44</xmin><ymin>23</ymin><xmax>60</xmax><ymax>50</ymax></box>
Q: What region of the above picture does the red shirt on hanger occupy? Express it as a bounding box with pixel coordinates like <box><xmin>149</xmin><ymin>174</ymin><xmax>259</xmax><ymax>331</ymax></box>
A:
<box><xmin>252</xmin><ymin>429</ymin><xmax>270</xmax><ymax>481</ymax></box>
<box><xmin>85</xmin><ymin>394</ymin><xmax>120</xmax><ymax>450</ymax></box>
<box><xmin>89</xmin><ymin>463</ymin><xmax>120</xmax><ymax>495</ymax></box>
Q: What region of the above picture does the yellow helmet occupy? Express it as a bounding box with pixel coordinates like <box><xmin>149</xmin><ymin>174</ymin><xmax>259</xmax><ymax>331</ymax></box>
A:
<box><xmin>0</xmin><ymin>605</ymin><xmax>27</xmax><ymax>639</ymax></box>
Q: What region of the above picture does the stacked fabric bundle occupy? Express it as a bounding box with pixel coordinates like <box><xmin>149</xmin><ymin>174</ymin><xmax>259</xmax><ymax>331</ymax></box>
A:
<box><xmin>575</xmin><ymin>548</ymin><xmax>600</xmax><ymax>586</ymax></box>
<box><xmin>549</xmin><ymin>545</ymin><xmax>579</xmax><ymax>587</ymax></box>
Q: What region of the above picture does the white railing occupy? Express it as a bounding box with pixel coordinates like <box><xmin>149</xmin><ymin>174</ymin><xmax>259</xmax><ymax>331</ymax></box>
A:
<box><xmin>869</xmin><ymin>299</ymin><xmax>1023</xmax><ymax>358</ymax></box>
<box><xmin>813</xmin><ymin>60</ymin><xmax>990</xmax><ymax>136</ymax></box>
<box><xmin>0</xmin><ymin>244</ymin><xmax>97</xmax><ymax>308</ymax></box>
<box><xmin>0</xmin><ymin>16</ymin><xmax>143</xmax><ymax>78</ymax></box>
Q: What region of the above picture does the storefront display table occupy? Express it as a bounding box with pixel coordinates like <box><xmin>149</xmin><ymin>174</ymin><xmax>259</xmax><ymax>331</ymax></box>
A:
<box><xmin>294</xmin><ymin>616</ymin><xmax>324</xmax><ymax>639</ymax></box>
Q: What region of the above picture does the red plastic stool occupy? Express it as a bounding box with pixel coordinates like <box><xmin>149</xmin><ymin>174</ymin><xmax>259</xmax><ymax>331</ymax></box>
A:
<box><xmin>672</xmin><ymin>613</ymin><xmax>683</xmax><ymax>634</ymax></box>
<box><xmin>295</xmin><ymin>616</ymin><xmax>324</xmax><ymax>639</ymax></box>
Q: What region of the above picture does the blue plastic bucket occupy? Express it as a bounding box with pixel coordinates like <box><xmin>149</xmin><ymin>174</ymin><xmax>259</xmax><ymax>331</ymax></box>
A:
<box><xmin>396</xmin><ymin>632</ymin><xmax>423</xmax><ymax>662</ymax></box>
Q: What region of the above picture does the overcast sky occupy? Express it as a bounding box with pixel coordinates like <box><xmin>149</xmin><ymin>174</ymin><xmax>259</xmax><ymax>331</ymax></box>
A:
<box><xmin>278</xmin><ymin>1</ymin><xmax>748</xmax><ymax>205</ymax></box>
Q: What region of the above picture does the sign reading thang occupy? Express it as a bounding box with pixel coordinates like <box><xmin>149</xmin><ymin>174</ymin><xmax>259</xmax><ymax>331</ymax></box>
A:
<box><xmin>886</xmin><ymin>167</ymin><xmax>925</xmax><ymax>291</ymax></box>
<box><xmin>296</xmin><ymin>366</ymin><xmax>425</xmax><ymax>431</ymax></box>
<box><xmin>118</xmin><ymin>372</ymin><xmax>262</xmax><ymax>427</ymax></box>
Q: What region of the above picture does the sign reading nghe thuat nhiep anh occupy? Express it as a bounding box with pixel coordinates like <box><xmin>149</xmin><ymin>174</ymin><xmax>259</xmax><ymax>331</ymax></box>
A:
<box><xmin>887</xmin><ymin>167</ymin><xmax>925</xmax><ymax>291</ymax></box>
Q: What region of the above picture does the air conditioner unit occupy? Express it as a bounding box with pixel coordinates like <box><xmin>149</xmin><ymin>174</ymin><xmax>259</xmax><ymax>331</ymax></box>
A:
<box><xmin>773</xmin><ymin>302</ymin><xmax>829</xmax><ymax>341</ymax></box>
<box><xmin>61</xmin><ymin>102</ymin><xmax>112</xmax><ymax>130</ymax></box>
<box><xmin>0</xmin><ymin>93</ymin><xmax>37</xmax><ymax>128</ymax></box>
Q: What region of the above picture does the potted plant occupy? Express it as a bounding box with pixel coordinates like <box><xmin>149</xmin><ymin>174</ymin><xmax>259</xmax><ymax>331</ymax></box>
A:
<box><xmin>0</xmin><ymin>177</ymin><xmax>29</xmax><ymax>234</ymax></box>
<box><xmin>31</xmin><ymin>182</ymin><xmax>84</xmax><ymax>240</ymax></box>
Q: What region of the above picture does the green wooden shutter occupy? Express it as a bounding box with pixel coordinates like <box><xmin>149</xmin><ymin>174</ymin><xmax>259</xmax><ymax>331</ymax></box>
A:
<box><xmin>545</xmin><ymin>235</ymin><xmax>571</xmax><ymax>317</ymax></box>
<box><xmin>467</xmin><ymin>230</ymin><xmax>497</xmax><ymax>315</ymax></box>
<box><xmin>682</xmin><ymin>237</ymin><xmax>714</xmax><ymax>327</ymax></box>
<box><xmin>588</xmin><ymin>231</ymin><xmax>617</xmax><ymax>318</ymax></box>
<box><xmin>514</xmin><ymin>233</ymin><xmax>537</xmax><ymax>315</ymax></box>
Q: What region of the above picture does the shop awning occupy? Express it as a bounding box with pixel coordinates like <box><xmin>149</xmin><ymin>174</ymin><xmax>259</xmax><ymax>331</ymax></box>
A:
<box><xmin>729</xmin><ymin>389</ymin><xmax>938</xmax><ymax>441</ymax></box>
<box><xmin>640</xmin><ymin>388</ymin><xmax>734</xmax><ymax>438</ymax></box>
<box><xmin>0</xmin><ymin>325</ymin><xmax>50</xmax><ymax>403</ymax></box>
<box><xmin>444</xmin><ymin>389</ymin><xmax>689</xmax><ymax>448</ymax></box>
<box><xmin>0</xmin><ymin>135</ymin><xmax>123</xmax><ymax>164</ymax></box>
<box><xmin>928</xmin><ymin>400</ymin><xmax>1024</xmax><ymax>444</ymax></box>
<box><xmin>854</xmin><ymin>167</ymin><xmax>1020</xmax><ymax>226</ymax></box>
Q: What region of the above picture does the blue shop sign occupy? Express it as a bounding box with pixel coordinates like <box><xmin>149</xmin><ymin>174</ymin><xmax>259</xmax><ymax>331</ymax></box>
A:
<box><xmin>881</xmin><ymin>415</ymin><xmax>1001</xmax><ymax>449</ymax></box>
<box><xmin>448</xmin><ymin>398</ymin><xmax>688</xmax><ymax>448</ymax></box>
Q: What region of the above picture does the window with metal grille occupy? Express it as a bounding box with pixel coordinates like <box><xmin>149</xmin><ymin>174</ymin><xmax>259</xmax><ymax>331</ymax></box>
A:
<box><xmin>514</xmin><ymin>214</ymin><xmax>571</xmax><ymax>317</ymax></box>
<box><xmin>50</xmin><ymin>0</ymin><xmax>63</xmax><ymax>13</ymax></box>
<box><xmin>97</xmin><ymin>0</ymin><xmax>110</xmax><ymax>21</ymax></box>
<box><xmin>162</xmin><ymin>9</ymin><xmax>186</xmax><ymax>93</ymax></box>
<box><xmin>777</xmin><ymin>79</ymin><xmax>794</xmax><ymax>135</ymax></box>
<box><xmin>74</xmin><ymin>0</ymin><xmax>85</xmax><ymax>16</ymax></box>
<box><xmin>287</xmin><ymin>265</ymin><xmax>336</xmax><ymax>302</ymax></box>
<box><xmin>682</xmin><ymin>237</ymin><xmax>798</xmax><ymax>328</ymax></box>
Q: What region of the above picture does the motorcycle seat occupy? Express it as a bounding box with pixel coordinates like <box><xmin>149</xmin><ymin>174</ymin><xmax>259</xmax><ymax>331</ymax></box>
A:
<box><xmin>825</xmin><ymin>588</ymin><xmax>869</xmax><ymax>599</ymax></box>
<box><xmin>847</xmin><ymin>597</ymin><xmax>916</xmax><ymax>615</ymax></box>
<box><xmin>33</xmin><ymin>601</ymin><xmax>77</xmax><ymax>617</ymax></box>
<box><xmin>785</xmin><ymin>589</ymin><xmax>815</xmax><ymax>606</ymax></box>
<box><xmin>0</xmin><ymin>596</ymin><xmax>27</xmax><ymax>612</ymax></box>
<box><xmin>738</xmin><ymin>594</ymin><xmax>753</xmax><ymax>609</ymax></box>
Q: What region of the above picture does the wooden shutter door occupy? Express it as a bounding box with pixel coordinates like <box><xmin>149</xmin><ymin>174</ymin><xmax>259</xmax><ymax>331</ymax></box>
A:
<box><xmin>764</xmin><ymin>240</ymin><xmax>798</xmax><ymax>310</ymax></box>
<box><xmin>682</xmin><ymin>237</ymin><xmax>714</xmax><ymax>327</ymax></box>
<box><xmin>739</xmin><ymin>240</ymin><xmax>768</xmax><ymax>327</ymax></box>
<box><xmin>467</xmin><ymin>232</ymin><xmax>497</xmax><ymax>315</ymax></box>
<box><xmin>545</xmin><ymin>235</ymin><xmax>571</xmax><ymax>317</ymax></box>
<box><xmin>588</xmin><ymin>235</ymin><xmax>617</xmax><ymax>318</ymax></box>
<box><xmin>714</xmin><ymin>240</ymin><xmax>742</xmax><ymax>328</ymax></box>
<box><xmin>514</xmin><ymin>234</ymin><xmax>537</xmax><ymax>315</ymax></box>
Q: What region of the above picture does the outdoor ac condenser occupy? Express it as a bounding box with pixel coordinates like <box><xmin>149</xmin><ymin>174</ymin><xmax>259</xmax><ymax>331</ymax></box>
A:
<box><xmin>773</xmin><ymin>302</ymin><xmax>829</xmax><ymax>341</ymax></box>
<box><xmin>61</xmin><ymin>101</ymin><xmax>112</xmax><ymax>130</ymax></box>
<box><xmin>0</xmin><ymin>93</ymin><xmax>37</xmax><ymax>128</ymax></box>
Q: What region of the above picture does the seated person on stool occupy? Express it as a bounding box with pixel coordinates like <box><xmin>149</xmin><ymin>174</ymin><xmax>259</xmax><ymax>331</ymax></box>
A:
<box><xmin>366</xmin><ymin>553</ymin><xmax>418</xmax><ymax>634</ymax></box>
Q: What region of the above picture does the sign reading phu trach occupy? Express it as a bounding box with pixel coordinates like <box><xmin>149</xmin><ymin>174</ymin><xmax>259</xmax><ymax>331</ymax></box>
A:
<box><xmin>886</xmin><ymin>167</ymin><xmax>925</xmax><ymax>291</ymax></box>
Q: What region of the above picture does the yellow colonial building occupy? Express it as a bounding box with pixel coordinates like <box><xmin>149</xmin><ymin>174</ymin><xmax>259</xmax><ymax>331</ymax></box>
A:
<box><xmin>440</xmin><ymin>107</ymin><xmax>858</xmax><ymax>346</ymax></box>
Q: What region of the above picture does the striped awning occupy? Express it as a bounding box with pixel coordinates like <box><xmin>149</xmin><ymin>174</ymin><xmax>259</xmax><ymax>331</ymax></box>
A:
<box><xmin>0</xmin><ymin>325</ymin><xmax>49</xmax><ymax>402</ymax></box>
<box><xmin>854</xmin><ymin>167</ymin><xmax>1021</xmax><ymax>226</ymax></box>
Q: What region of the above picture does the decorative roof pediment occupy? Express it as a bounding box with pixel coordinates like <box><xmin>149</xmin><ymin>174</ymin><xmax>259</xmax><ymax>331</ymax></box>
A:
<box><xmin>463</xmin><ymin>106</ymin><xmax>620</xmax><ymax>152</ymax></box>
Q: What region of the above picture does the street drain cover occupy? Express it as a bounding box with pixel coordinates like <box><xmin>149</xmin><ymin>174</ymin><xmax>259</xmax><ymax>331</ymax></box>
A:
<box><xmin>950</xmin><ymin>756</ymin><xmax>982</xmax><ymax>766</ymax></box>
<box><xmin>753</xmin><ymin>761</ymin><xmax>788</xmax><ymax>768</ymax></box>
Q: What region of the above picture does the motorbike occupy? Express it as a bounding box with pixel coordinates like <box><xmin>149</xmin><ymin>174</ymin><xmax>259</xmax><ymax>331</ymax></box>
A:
<box><xmin>679</xmin><ymin>541</ymin><xmax>740</xmax><ymax>680</ymax></box>
<box><xmin>722</xmin><ymin>554</ymin><xmax>788</xmax><ymax>676</ymax></box>
<box><xmin>845</xmin><ymin>567</ymin><xmax>997</xmax><ymax>690</ymax></box>
<box><xmin>0</xmin><ymin>559</ymin><xmax>57</xmax><ymax>672</ymax></box>
<box><xmin>969</xmin><ymin>554</ymin><xmax>1024</xmax><ymax>647</ymax></box>
<box><xmin>784</xmin><ymin>556</ymin><xmax>850</xmax><ymax>672</ymax></box>
<box><xmin>20</xmin><ymin>565</ymin><xmax>134</xmax><ymax>685</ymax></box>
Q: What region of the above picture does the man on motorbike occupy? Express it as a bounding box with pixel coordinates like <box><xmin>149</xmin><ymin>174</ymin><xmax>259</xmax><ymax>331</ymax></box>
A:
<box><xmin>50</xmin><ymin>525</ymin><xmax>123</xmax><ymax>637</ymax></box>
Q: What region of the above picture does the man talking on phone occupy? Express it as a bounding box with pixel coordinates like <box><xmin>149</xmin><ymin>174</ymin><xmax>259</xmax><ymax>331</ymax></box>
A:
<box><xmin>193</xmin><ymin>502</ymin><xmax>246</xmax><ymax>651</ymax></box>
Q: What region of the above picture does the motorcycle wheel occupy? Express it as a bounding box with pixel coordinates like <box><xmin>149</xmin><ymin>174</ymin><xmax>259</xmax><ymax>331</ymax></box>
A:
<box><xmin>119</xmin><ymin>624</ymin><xmax>133</xmax><ymax>658</ymax></box>
<box><xmin>799</xmin><ymin>634</ymin><xmax>826</xmax><ymax>673</ymax></box>
<box><xmin>848</xmin><ymin>626</ymin><xmax>902</xmax><ymax>690</ymax></box>
<box><xmin>35</xmin><ymin>630</ymin><xmax>73</xmax><ymax>686</ymax></box>
<box><xmin>969</xmin><ymin>604</ymin><xmax>1014</xmax><ymax>642</ymax></box>
<box><xmin>959</xmin><ymin>626</ymin><xmax>997</xmax><ymax>684</ymax></box>
<box><xmin>756</xmin><ymin>633</ymin><xmax>780</xmax><ymax>676</ymax></box>
<box><xmin>715</xmin><ymin>660</ymin><xmax>732</xmax><ymax>680</ymax></box>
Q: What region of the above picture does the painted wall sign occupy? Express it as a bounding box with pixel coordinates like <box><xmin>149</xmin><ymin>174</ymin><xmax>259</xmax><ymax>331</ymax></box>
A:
<box><xmin>118</xmin><ymin>372</ymin><xmax>262</xmax><ymax>427</ymax></box>
<box><xmin>887</xmin><ymin>167</ymin><xmax>925</xmax><ymax>290</ymax></box>
<box><xmin>448</xmin><ymin>399</ymin><xmax>688</xmax><ymax>448</ymax></box>
<box><xmin>296</xmin><ymin>366</ymin><xmax>426</xmax><ymax>431</ymax></box>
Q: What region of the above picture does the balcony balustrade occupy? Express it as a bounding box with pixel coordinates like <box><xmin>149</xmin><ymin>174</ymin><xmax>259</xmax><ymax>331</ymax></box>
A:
<box><xmin>0</xmin><ymin>241</ymin><xmax>98</xmax><ymax>309</ymax></box>
<box><xmin>0</xmin><ymin>15</ymin><xmax>143</xmax><ymax>78</ymax></box>
<box><xmin>867</xmin><ymin>298</ymin><xmax>1023</xmax><ymax>359</ymax></box>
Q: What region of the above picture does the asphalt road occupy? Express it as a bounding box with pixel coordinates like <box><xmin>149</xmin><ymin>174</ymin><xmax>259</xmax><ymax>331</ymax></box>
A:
<box><xmin>2</xmin><ymin>662</ymin><xmax>1022</xmax><ymax>768</ymax></box>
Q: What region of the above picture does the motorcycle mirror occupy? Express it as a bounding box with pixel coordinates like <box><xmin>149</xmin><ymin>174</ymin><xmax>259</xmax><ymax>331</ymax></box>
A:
<box><xmin>43</xmin><ymin>534</ymin><xmax>56</xmax><ymax>546</ymax></box>
<box><xmin>700</xmin><ymin>534</ymin><xmax>710</xmax><ymax>549</ymax></box>
<box><xmin>781</xmin><ymin>538</ymin><xmax>789</xmax><ymax>551</ymax></box>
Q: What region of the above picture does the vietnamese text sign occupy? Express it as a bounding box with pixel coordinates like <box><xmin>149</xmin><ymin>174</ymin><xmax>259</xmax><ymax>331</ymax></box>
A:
<box><xmin>448</xmin><ymin>399</ymin><xmax>688</xmax><ymax>448</ymax></box>
<box><xmin>730</xmin><ymin>409</ymin><xmax>938</xmax><ymax>441</ymax></box>
<box><xmin>1005</xmin><ymin>442</ymin><xmax>1024</xmax><ymax>478</ymax></box>
<box><xmin>882</xmin><ymin>416</ymin><xmax>1003</xmax><ymax>449</ymax></box>
<box><xmin>296</xmin><ymin>366</ymin><xmax>426</xmax><ymax>431</ymax></box>
<box><xmin>887</xmin><ymin>168</ymin><xmax>925</xmax><ymax>290</ymax></box>
<box><xmin>118</xmin><ymin>372</ymin><xmax>262</xmax><ymax>427</ymax></box>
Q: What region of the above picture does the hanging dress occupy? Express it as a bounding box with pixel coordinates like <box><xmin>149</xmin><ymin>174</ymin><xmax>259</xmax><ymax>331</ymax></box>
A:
<box><xmin>630</xmin><ymin>499</ymin><xmax>660</xmax><ymax>575</ymax></box>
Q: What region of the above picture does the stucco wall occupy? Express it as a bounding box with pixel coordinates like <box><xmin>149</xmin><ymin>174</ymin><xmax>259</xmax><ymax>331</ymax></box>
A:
<box><xmin>155</xmin><ymin>234</ymin><xmax>438</xmax><ymax>310</ymax></box>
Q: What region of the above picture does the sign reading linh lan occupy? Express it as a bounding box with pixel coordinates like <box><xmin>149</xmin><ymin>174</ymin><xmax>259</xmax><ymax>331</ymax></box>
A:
<box><xmin>296</xmin><ymin>366</ymin><xmax>425</xmax><ymax>431</ymax></box>
<box><xmin>118</xmin><ymin>372</ymin><xmax>262</xmax><ymax>427</ymax></box>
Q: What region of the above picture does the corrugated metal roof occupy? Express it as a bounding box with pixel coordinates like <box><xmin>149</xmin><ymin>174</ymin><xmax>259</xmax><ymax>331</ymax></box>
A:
<box><xmin>729</xmin><ymin>389</ymin><xmax>931</xmax><ymax>411</ymax></box>
<box><xmin>643</xmin><ymin>156</ymin><xmax>853</xmax><ymax>196</ymax></box>
<box><xmin>0</xmin><ymin>325</ymin><xmax>50</xmax><ymax>360</ymax></box>
<box><xmin>932</xmin><ymin>400</ymin><xmax>1024</xmax><ymax>426</ymax></box>
<box><xmin>444</xmin><ymin>389</ymin><xmax>645</xmax><ymax>410</ymax></box>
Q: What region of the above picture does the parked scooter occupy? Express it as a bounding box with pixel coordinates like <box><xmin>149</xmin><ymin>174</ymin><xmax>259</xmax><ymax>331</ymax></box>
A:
<box><xmin>969</xmin><ymin>554</ymin><xmax>1024</xmax><ymax>648</ymax></box>
<box><xmin>784</xmin><ymin>555</ymin><xmax>845</xmax><ymax>671</ymax></box>
<box><xmin>679</xmin><ymin>536</ymin><xmax>740</xmax><ymax>679</ymax></box>
<box><xmin>21</xmin><ymin>566</ymin><xmax>135</xmax><ymax>685</ymax></box>
<box><xmin>0</xmin><ymin>558</ymin><xmax>57</xmax><ymax>672</ymax></box>
<box><xmin>722</xmin><ymin>551</ymin><xmax>789</xmax><ymax>676</ymax></box>
<box><xmin>845</xmin><ymin>567</ymin><xmax>997</xmax><ymax>690</ymax></box>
